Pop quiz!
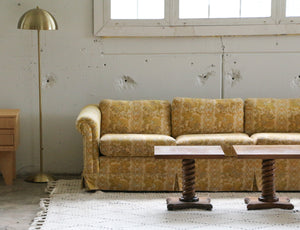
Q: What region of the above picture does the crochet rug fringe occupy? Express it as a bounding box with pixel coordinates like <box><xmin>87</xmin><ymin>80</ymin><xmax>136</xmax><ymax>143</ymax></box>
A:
<box><xmin>28</xmin><ymin>181</ymin><xmax>57</xmax><ymax>230</ymax></box>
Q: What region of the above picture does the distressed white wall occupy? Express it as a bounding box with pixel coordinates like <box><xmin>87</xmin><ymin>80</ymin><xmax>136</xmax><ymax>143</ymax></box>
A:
<box><xmin>0</xmin><ymin>0</ymin><xmax>299</xmax><ymax>175</ymax></box>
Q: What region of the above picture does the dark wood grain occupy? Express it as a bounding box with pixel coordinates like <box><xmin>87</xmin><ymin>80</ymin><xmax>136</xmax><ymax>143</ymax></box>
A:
<box><xmin>245</xmin><ymin>197</ymin><xmax>294</xmax><ymax>210</ymax></box>
<box><xmin>154</xmin><ymin>145</ymin><xmax>224</xmax><ymax>210</ymax></box>
<box><xmin>167</xmin><ymin>197</ymin><xmax>212</xmax><ymax>211</ymax></box>
<box><xmin>234</xmin><ymin>144</ymin><xmax>300</xmax><ymax>210</ymax></box>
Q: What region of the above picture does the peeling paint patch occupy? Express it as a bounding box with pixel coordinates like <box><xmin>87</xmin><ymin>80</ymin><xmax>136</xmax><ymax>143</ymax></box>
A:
<box><xmin>88</xmin><ymin>65</ymin><xmax>100</xmax><ymax>69</ymax></box>
<box><xmin>196</xmin><ymin>71</ymin><xmax>215</xmax><ymax>86</ymax></box>
<box><xmin>23</xmin><ymin>61</ymin><xmax>34</xmax><ymax>72</ymax></box>
<box><xmin>115</xmin><ymin>75</ymin><xmax>137</xmax><ymax>90</ymax></box>
<box><xmin>42</xmin><ymin>73</ymin><xmax>57</xmax><ymax>88</ymax></box>
<box><xmin>226</xmin><ymin>69</ymin><xmax>242</xmax><ymax>87</ymax></box>
<box><xmin>291</xmin><ymin>75</ymin><xmax>300</xmax><ymax>88</ymax></box>
<box><xmin>80</xmin><ymin>48</ymin><xmax>87</xmax><ymax>54</ymax></box>
<box><xmin>93</xmin><ymin>39</ymin><xmax>103</xmax><ymax>44</ymax></box>
<box><xmin>195</xmin><ymin>64</ymin><xmax>216</xmax><ymax>86</ymax></box>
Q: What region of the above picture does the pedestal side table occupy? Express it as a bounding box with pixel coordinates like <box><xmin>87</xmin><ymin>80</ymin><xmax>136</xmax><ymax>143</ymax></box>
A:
<box><xmin>154</xmin><ymin>145</ymin><xmax>225</xmax><ymax>211</ymax></box>
<box><xmin>0</xmin><ymin>109</ymin><xmax>20</xmax><ymax>185</ymax></box>
<box><xmin>233</xmin><ymin>145</ymin><xmax>300</xmax><ymax>210</ymax></box>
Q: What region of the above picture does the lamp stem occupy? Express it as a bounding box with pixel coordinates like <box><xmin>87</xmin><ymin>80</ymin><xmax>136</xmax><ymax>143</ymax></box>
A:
<box><xmin>37</xmin><ymin>29</ymin><xmax>43</xmax><ymax>174</ymax></box>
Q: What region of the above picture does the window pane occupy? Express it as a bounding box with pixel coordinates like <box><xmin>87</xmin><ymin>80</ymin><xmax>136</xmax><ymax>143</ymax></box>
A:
<box><xmin>179</xmin><ymin>0</ymin><xmax>208</xmax><ymax>19</ymax></box>
<box><xmin>111</xmin><ymin>0</ymin><xmax>164</xmax><ymax>19</ymax></box>
<box><xmin>241</xmin><ymin>0</ymin><xmax>271</xmax><ymax>18</ymax></box>
<box><xmin>138</xmin><ymin>0</ymin><xmax>164</xmax><ymax>19</ymax></box>
<box><xmin>111</xmin><ymin>0</ymin><xmax>137</xmax><ymax>19</ymax></box>
<box><xmin>286</xmin><ymin>0</ymin><xmax>300</xmax><ymax>17</ymax></box>
<box><xmin>210</xmin><ymin>0</ymin><xmax>240</xmax><ymax>18</ymax></box>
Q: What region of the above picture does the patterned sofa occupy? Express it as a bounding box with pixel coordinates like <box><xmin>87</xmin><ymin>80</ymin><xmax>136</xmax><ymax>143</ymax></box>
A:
<box><xmin>76</xmin><ymin>98</ymin><xmax>300</xmax><ymax>191</ymax></box>
<box><xmin>245</xmin><ymin>98</ymin><xmax>300</xmax><ymax>190</ymax></box>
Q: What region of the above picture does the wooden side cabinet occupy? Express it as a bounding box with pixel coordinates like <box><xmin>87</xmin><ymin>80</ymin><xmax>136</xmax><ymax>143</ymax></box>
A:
<box><xmin>0</xmin><ymin>109</ymin><xmax>20</xmax><ymax>185</ymax></box>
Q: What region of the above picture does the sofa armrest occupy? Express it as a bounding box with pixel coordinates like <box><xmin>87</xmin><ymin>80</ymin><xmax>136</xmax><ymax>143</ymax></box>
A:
<box><xmin>76</xmin><ymin>104</ymin><xmax>101</xmax><ymax>138</ymax></box>
<box><xmin>76</xmin><ymin>105</ymin><xmax>101</xmax><ymax>177</ymax></box>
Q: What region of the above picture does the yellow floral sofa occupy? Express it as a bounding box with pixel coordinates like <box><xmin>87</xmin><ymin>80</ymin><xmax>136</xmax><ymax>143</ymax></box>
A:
<box><xmin>245</xmin><ymin>98</ymin><xmax>300</xmax><ymax>190</ymax></box>
<box><xmin>76</xmin><ymin>97</ymin><xmax>300</xmax><ymax>191</ymax></box>
<box><xmin>76</xmin><ymin>100</ymin><xmax>178</xmax><ymax>191</ymax></box>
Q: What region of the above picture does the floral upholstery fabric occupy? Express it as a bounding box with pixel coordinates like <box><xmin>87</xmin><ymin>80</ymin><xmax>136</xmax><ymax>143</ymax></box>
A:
<box><xmin>76</xmin><ymin>104</ymin><xmax>101</xmax><ymax>142</ymax></box>
<box><xmin>99</xmin><ymin>99</ymin><xmax>171</xmax><ymax>136</ymax></box>
<box><xmin>193</xmin><ymin>159</ymin><xmax>259</xmax><ymax>191</ymax></box>
<box><xmin>255</xmin><ymin>159</ymin><xmax>300</xmax><ymax>191</ymax></box>
<box><xmin>245</xmin><ymin>98</ymin><xmax>300</xmax><ymax>135</ymax></box>
<box><xmin>76</xmin><ymin>98</ymin><xmax>300</xmax><ymax>192</ymax></box>
<box><xmin>251</xmin><ymin>133</ymin><xmax>300</xmax><ymax>145</ymax></box>
<box><xmin>97</xmin><ymin>157</ymin><xmax>181</xmax><ymax>191</ymax></box>
<box><xmin>176</xmin><ymin>133</ymin><xmax>254</xmax><ymax>156</ymax></box>
<box><xmin>81</xmin><ymin>157</ymin><xmax>260</xmax><ymax>191</ymax></box>
<box><xmin>245</xmin><ymin>98</ymin><xmax>300</xmax><ymax>191</ymax></box>
<box><xmin>76</xmin><ymin>105</ymin><xmax>101</xmax><ymax>181</ymax></box>
<box><xmin>172</xmin><ymin>97</ymin><xmax>244</xmax><ymax>137</ymax></box>
<box><xmin>82</xmin><ymin>157</ymin><xmax>300</xmax><ymax>191</ymax></box>
<box><xmin>100</xmin><ymin>134</ymin><xmax>176</xmax><ymax>157</ymax></box>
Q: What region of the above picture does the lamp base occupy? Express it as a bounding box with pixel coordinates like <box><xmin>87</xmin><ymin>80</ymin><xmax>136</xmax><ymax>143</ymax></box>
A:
<box><xmin>25</xmin><ymin>172</ymin><xmax>55</xmax><ymax>183</ymax></box>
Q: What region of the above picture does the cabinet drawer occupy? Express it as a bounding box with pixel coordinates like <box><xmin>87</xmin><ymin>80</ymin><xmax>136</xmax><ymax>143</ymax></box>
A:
<box><xmin>0</xmin><ymin>134</ymin><xmax>14</xmax><ymax>146</ymax></box>
<box><xmin>0</xmin><ymin>118</ymin><xmax>15</xmax><ymax>128</ymax></box>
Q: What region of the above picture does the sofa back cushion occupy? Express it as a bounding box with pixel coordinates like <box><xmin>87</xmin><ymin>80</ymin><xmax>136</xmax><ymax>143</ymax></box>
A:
<box><xmin>99</xmin><ymin>99</ymin><xmax>171</xmax><ymax>136</ymax></box>
<box><xmin>172</xmin><ymin>97</ymin><xmax>244</xmax><ymax>138</ymax></box>
<box><xmin>245</xmin><ymin>98</ymin><xmax>300</xmax><ymax>135</ymax></box>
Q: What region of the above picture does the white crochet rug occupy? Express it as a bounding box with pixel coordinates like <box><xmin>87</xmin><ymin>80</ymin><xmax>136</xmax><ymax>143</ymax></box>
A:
<box><xmin>30</xmin><ymin>180</ymin><xmax>300</xmax><ymax>230</ymax></box>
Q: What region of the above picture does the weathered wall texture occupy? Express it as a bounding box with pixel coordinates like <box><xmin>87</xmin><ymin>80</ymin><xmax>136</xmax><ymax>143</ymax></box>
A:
<box><xmin>0</xmin><ymin>0</ymin><xmax>299</xmax><ymax>174</ymax></box>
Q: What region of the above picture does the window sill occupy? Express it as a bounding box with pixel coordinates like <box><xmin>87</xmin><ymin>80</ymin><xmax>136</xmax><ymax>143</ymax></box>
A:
<box><xmin>95</xmin><ymin>23</ymin><xmax>300</xmax><ymax>37</ymax></box>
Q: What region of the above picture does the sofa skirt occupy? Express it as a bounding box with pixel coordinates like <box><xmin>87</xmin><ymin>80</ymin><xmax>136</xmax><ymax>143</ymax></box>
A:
<box><xmin>81</xmin><ymin>157</ymin><xmax>272</xmax><ymax>192</ymax></box>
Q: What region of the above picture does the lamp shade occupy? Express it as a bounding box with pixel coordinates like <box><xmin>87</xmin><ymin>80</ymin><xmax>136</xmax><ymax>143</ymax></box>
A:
<box><xmin>17</xmin><ymin>6</ymin><xmax>58</xmax><ymax>30</ymax></box>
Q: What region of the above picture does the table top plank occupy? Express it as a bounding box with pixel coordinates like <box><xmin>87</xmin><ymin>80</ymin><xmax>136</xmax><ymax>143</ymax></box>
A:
<box><xmin>154</xmin><ymin>146</ymin><xmax>225</xmax><ymax>159</ymax></box>
<box><xmin>233</xmin><ymin>145</ymin><xmax>300</xmax><ymax>159</ymax></box>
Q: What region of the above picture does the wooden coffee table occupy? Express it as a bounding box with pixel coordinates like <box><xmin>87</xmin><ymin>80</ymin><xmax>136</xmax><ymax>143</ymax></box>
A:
<box><xmin>154</xmin><ymin>146</ymin><xmax>224</xmax><ymax>211</ymax></box>
<box><xmin>233</xmin><ymin>145</ymin><xmax>300</xmax><ymax>210</ymax></box>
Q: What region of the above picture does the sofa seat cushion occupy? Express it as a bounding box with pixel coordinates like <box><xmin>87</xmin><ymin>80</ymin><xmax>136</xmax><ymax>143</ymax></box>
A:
<box><xmin>176</xmin><ymin>133</ymin><xmax>253</xmax><ymax>156</ymax></box>
<box><xmin>100</xmin><ymin>134</ymin><xmax>176</xmax><ymax>157</ymax></box>
<box><xmin>251</xmin><ymin>133</ymin><xmax>300</xmax><ymax>145</ymax></box>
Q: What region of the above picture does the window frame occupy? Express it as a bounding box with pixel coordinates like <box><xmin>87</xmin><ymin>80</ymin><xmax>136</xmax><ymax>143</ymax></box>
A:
<box><xmin>105</xmin><ymin>0</ymin><xmax>171</xmax><ymax>26</ymax></box>
<box><xmin>94</xmin><ymin>0</ymin><xmax>300</xmax><ymax>37</ymax></box>
<box><xmin>174</xmin><ymin>0</ymin><xmax>276</xmax><ymax>26</ymax></box>
<box><xmin>282</xmin><ymin>0</ymin><xmax>300</xmax><ymax>23</ymax></box>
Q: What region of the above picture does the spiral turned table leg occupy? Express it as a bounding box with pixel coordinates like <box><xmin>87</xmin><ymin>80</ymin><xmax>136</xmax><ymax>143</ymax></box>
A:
<box><xmin>166</xmin><ymin>158</ymin><xmax>212</xmax><ymax>211</ymax></box>
<box><xmin>259</xmin><ymin>159</ymin><xmax>278</xmax><ymax>202</ymax></box>
<box><xmin>244</xmin><ymin>158</ymin><xmax>294</xmax><ymax>210</ymax></box>
<box><xmin>180</xmin><ymin>159</ymin><xmax>199</xmax><ymax>202</ymax></box>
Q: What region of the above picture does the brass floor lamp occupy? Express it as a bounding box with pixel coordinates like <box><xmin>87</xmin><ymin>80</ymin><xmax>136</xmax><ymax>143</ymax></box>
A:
<box><xmin>18</xmin><ymin>7</ymin><xmax>58</xmax><ymax>183</ymax></box>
